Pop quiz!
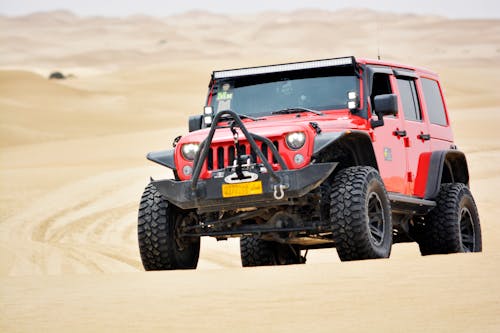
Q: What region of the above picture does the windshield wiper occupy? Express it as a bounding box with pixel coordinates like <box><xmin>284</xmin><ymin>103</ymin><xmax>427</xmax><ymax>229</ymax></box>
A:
<box><xmin>239</xmin><ymin>114</ymin><xmax>261</xmax><ymax>121</ymax></box>
<box><xmin>271</xmin><ymin>107</ymin><xmax>323</xmax><ymax>116</ymax></box>
<box><xmin>218</xmin><ymin>112</ymin><xmax>261</xmax><ymax>121</ymax></box>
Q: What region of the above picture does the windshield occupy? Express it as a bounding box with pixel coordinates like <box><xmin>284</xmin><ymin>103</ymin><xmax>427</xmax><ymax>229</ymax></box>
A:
<box><xmin>210</xmin><ymin>66</ymin><xmax>359</xmax><ymax>117</ymax></box>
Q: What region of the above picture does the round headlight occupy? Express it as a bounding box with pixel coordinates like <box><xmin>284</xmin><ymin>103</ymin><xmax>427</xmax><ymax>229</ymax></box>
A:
<box><xmin>285</xmin><ymin>132</ymin><xmax>306</xmax><ymax>150</ymax></box>
<box><xmin>181</xmin><ymin>143</ymin><xmax>200</xmax><ymax>160</ymax></box>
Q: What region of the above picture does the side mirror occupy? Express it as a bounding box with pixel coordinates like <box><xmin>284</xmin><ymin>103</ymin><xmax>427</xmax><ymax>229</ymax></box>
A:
<box><xmin>374</xmin><ymin>94</ymin><xmax>398</xmax><ymax>116</ymax></box>
<box><xmin>371</xmin><ymin>94</ymin><xmax>398</xmax><ymax>128</ymax></box>
<box><xmin>188</xmin><ymin>115</ymin><xmax>202</xmax><ymax>132</ymax></box>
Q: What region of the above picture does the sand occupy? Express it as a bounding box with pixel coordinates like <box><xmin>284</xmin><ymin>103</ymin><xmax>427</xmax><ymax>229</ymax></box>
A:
<box><xmin>0</xmin><ymin>9</ymin><xmax>499</xmax><ymax>332</ymax></box>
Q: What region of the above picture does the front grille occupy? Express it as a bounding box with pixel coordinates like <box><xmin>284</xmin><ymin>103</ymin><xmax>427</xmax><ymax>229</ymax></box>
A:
<box><xmin>207</xmin><ymin>141</ymin><xmax>280</xmax><ymax>170</ymax></box>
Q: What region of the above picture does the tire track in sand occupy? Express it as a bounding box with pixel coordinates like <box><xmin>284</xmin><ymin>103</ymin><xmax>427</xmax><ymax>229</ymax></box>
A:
<box><xmin>0</xmin><ymin>167</ymin><xmax>149</xmax><ymax>275</ymax></box>
<box><xmin>0</xmin><ymin>165</ymin><xmax>243</xmax><ymax>275</ymax></box>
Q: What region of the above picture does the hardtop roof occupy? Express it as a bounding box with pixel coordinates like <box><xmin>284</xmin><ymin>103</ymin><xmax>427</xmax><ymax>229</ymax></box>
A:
<box><xmin>211</xmin><ymin>56</ymin><xmax>438</xmax><ymax>80</ymax></box>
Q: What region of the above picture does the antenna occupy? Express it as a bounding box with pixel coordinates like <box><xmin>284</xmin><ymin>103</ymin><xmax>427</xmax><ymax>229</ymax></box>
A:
<box><xmin>376</xmin><ymin>12</ymin><xmax>381</xmax><ymax>60</ymax></box>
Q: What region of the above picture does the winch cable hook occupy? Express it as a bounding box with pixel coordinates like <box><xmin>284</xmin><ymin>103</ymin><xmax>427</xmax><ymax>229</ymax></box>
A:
<box><xmin>230</xmin><ymin>122</ymin><xmax>245</xmax><ymax>180</ymax></box>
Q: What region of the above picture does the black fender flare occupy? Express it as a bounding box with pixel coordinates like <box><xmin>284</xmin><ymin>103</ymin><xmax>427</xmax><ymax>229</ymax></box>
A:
<box><xmin>312</xmin><ymin>130</ymin><xmax>378</xmax><ymax>171</ymax></box>
<box><xmin>418</xmin><ymin>150</ymin><xmax>469</xmax><ymax>200</ymax></box>
<box><xmin>147</xmin><ymin>149</ymin><xmax>176</xmax><ymax>170</ymax></box>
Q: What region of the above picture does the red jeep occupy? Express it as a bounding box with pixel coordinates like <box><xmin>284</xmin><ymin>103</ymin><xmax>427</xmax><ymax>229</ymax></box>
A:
<box><xmin>138</xmin><ymin>56</ymin><xmax>482</xmax><ymax>270</ymax></box>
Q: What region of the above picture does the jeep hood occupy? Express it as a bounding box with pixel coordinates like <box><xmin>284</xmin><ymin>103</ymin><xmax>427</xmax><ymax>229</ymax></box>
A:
<box><xmin>177</xmin><ymin>111</ymin><xmax>367</xmax><ymax>145</ymax></box>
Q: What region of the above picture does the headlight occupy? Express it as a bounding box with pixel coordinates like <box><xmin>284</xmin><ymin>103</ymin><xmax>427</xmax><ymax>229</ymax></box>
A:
<box><xmin>181</xmin><ymin>143</ymin><xmax>200</xmax><ymax>160</ymax></box>
<box><xmin>285</xmin><ymin>132</ymin><xmax>306</xmax><ymax>150</ymax></box>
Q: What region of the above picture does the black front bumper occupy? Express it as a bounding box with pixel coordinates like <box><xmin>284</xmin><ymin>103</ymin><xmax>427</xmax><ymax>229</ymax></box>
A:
<box><xmin>152</xmin><ymin>163</ymin><xmax>337</xmax><ymax>212</ymax></box>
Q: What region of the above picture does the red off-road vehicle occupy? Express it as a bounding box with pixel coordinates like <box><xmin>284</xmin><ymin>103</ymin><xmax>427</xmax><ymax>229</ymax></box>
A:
<box><xmin>138</xmin><ymin>56</ymin><xmax>482</xmax><ymax>270</ymax></box>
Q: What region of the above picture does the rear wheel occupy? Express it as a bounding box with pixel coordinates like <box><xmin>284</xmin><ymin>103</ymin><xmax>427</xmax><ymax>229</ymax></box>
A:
<box><xmin>330</xmin><ymin>166</ymin><xmax>392</xmax><ymax>261</ymax></box>
<box><xmin>240</xmin><ymin>236</ymin><xmax>304</xmax><ymax>267</ymax></box>
<box><xmin>418</xmin><ymin>183</ymin><xmax>482</xmax><ymax>255</ymax></box>
<box><xmin>138</xmin><ymin>183</ymin><xmax>200</xmax><ymax>270</ymax></box>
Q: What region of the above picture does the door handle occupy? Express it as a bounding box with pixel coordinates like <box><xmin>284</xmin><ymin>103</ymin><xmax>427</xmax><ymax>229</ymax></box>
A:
<box><xmin>418</xmin><ymin>133</ymin><xmax>431</xmax><ymax>141</ymax></box>
<box><xmin>393</xmin><ymin>130</ymin><xmax>407</xmax><ymax>138</ymax></box>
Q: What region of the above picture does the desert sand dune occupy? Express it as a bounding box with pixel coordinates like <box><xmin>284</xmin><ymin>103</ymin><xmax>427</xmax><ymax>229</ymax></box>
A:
<box><xmin>0</xmin><ymin>9</ymin><xmax>499</xmax><ymax>332</ymax></box>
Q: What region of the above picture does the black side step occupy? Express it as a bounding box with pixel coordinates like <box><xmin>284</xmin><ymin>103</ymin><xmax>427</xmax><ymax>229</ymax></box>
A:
<box><xmin>388</xmin><ymin>193</ymin><xmax>436</xmax><ymax>215</ymax></box>
<box><xmin>181</xmin><ymin>225</ymin><xmax>323</xmax><ymax>238</ymax></box>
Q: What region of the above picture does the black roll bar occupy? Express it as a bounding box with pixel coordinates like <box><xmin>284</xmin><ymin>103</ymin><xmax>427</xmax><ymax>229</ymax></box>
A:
<box><xmin>191</xmin><ymin>110</ymin><xmax>286</xmax><ymax>190</ymax></box>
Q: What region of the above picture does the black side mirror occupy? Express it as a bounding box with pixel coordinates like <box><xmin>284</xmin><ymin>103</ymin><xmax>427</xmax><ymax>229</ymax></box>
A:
<box><xmin>371</xmin><ymin>94</ymin><xmax>398</xmax><ymax>128</ymax></box>
<box><xmin>374</xmin><ymin>94</ymin><xmax>398</xmax><ymax>116</ymax></box>
<box><xmin>188</xmin><ymin>115</ymin><xmax>202</xmax><ymax>132</ymax></box>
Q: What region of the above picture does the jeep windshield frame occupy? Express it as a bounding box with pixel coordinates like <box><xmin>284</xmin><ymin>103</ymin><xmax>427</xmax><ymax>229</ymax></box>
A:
<box><xmin>208</xmin><ymin>62</ymin><xmax>360</xmax><ymax>118</ymax></box>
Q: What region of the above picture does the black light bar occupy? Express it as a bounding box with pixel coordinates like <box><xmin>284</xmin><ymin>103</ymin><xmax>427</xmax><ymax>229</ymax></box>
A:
<box><xmin>213</xmin><ymin>56</ymin><xmax>354</xmax><ymax>79</ymax></box>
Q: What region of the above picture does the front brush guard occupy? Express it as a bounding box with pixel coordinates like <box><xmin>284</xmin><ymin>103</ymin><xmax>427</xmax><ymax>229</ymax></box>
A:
<box><xmin>190</xmin><ymin>110</ymin><xmax>287</xmax><ymax>190</ymax></box>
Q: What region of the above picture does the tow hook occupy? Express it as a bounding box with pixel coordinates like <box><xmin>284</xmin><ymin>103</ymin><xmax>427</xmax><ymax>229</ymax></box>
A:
<box><xmin>273</xmin><ymin>184</ymin><xmax>289</xmax><ymax>200</ymax></box>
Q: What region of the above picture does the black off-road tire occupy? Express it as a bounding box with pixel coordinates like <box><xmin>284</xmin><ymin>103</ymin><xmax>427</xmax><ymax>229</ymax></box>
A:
<box><xmin>240</xmin><ymin>236</ymin><xmax>304</xmax><ymax>267</ymax></box>
<box><xmin>138</xmin><ymin>183</ymin><xmax>200</xmax><ymax>270</ymax></box>
<box><xmin>330</xmin><ymin>166</ymin><xmax>392</xmax><ymax>261</ymax></box>
<box><xmin>418</xmin><ymin>183</ymin><xmax>482</xmax><ymax>255</ymax></box>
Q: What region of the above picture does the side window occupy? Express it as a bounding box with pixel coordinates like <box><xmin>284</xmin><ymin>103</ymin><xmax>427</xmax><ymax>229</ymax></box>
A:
<box><xmin>371</xmin><ymin>73</ymin><xmax>392</xmax><ymax>113</ymax></box>
<box><xmin>397</xmin><ymin>78</ymin><xmax>422</xmax><ymax>121</ymax></box>
<box><xmin>421</xmin><ymin>78</ymin><xmax>448</xmax><ymax>126</ymax></box>
<box><xmin>370</xmin><ymin>73</ymin><xmax>392</xmax><ymax>105</ymax></box>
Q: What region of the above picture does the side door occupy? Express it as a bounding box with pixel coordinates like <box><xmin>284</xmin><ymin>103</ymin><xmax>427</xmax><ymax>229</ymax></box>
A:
<box><xmin>393</xmin><ymin>72</ymin><xmax>431</xmax><ymax>195</ymax></box>
<box><xmin>369</xmin><ymin>70</ymin><xmax>408</xmax><ymax>194</ymax></box>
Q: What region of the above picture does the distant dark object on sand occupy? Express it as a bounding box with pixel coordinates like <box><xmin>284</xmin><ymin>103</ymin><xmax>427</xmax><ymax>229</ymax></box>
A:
<box><xmin>49</xmin><ymin>71</ymin><xmax>65</xmax><ymax>80</ymax></box>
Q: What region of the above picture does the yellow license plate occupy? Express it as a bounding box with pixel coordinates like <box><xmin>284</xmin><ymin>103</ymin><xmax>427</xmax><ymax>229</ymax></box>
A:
<box><xmin>222</xmin><ymin>181</ymin><xmax>263</xmax><ymax>198</ymax></box>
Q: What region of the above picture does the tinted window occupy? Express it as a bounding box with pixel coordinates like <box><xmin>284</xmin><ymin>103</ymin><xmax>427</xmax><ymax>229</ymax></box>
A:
<box><xmin>371</xmin><ymin>73</ymin><xmax>392</xmax><ymax>108</ymax></box>
<box><xmin>371</xmin><ymin>73</ymin><xmax>395</xmax><ymax>118</ymax></box>
<box><xmin>421</xmin><ymin>78</ymin><xmax>447</xmax><ymax>126</ymax></box>
<box><xmin>397</xmin><ymin>78</ymin><xmax>422</xmax><ymax>121</ymax></box>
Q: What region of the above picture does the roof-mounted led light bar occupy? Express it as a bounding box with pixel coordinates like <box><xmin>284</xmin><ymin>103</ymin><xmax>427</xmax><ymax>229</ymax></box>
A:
<box><xmin>213</xmin><ymin>56</ymin><xmax>354</xmax><ymax>79</ymax></box>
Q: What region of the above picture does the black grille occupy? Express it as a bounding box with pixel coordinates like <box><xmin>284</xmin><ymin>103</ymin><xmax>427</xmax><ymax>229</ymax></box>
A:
<box><xmin>217</xmin><ymin>147</ymin><xmax>224</xmax><ymax>169</ymax></box>
<box><xmin>207</xmin><ymin>141</ymin><xmax>279</xmax><ymax>170</ymax></box>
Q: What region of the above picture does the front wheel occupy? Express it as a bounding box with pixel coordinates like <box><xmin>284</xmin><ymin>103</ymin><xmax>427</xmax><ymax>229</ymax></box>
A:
<box><xmin>417</xmin><ymin>183</ymin><xmax>482</xmax><ymax>255</ymax></box>
<box><xmin>138</xmin><ymin>183</ymin><xmax>200</xmax><ymax>270</ymax></box>
<box><xmin>329</xmin><ymin>166</ymin><xmax>392</xmax><ymax>261</ymax></box>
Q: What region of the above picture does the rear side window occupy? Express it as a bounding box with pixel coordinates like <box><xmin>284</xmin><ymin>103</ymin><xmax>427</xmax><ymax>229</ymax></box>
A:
<box><xmin>421</xmin><ymin>78</ymin><xmax>448</xmax><ymax>126</ymax></box>
<box><xmin>397</xmin><ymin>78</ymin><xmax>422</xmax><ymax>121</ymax></box>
